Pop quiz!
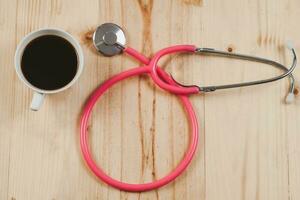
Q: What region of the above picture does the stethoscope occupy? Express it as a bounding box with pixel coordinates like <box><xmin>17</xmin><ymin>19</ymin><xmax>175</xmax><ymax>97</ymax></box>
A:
<box><xmin>80</xmin><ymin>23</ymin><xmax>297</xmax><ymax>192</ymax></box>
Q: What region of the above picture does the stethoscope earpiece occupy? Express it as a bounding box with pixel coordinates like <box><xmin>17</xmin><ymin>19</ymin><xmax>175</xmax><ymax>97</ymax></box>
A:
<box><xmin>93</xmin><ymin>23</ymin><xmax>126</xmax><ymax>56</ymax></box>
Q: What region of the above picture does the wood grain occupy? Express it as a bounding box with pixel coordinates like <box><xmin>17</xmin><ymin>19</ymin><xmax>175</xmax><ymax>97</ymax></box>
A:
<box><xmin>0</xmin><ymin>0</ymin><xmax>299</xmax><ymax>199</ymax></box>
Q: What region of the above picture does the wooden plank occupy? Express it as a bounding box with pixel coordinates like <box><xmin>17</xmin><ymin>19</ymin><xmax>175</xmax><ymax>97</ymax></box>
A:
<box><xmin>0</xmin><ymin>0</ymin><xmax>18</xmax><ymax>199</ymax></box>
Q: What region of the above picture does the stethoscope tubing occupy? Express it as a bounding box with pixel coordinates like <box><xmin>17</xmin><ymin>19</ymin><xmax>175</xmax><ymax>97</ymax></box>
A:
<box><xmin>80</xmin><ymin>46</ymin><xmax>199</xmax><ymax>192</ymax></box>
<box><xmin>124</xmin><ymin>45</ymin><xmax>200</xmax><ymax>95</ymax></box>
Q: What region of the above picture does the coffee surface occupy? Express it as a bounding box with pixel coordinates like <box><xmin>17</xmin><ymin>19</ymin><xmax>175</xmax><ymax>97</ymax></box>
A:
<box><xmin>21</xmin><ymin>35</ymin><xmax>78</xmax><ymax>90</ymax></box>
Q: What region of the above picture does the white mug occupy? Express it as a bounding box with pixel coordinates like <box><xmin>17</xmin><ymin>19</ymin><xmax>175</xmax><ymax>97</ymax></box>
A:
<box><xmin>14</xmin><ymin>28</ymin><xmax>84</xmax><ymax>111</ymax></box>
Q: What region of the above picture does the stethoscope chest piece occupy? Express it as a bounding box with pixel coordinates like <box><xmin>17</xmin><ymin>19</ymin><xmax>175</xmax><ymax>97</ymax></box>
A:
<box><xmin>93</xmin><ymin>23</ymin><xmax>126</xmax><ymax>56</ymax></box>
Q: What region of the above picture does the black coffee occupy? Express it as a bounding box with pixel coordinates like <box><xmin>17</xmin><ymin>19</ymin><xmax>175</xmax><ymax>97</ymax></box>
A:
<box><xmin>21</xmin><ymin>35</ymin><xmax>78</xmax><ymax>90</ymax></box>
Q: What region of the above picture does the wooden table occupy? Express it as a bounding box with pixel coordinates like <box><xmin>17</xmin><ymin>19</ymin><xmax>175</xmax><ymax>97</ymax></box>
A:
<box><xmin>1</xmin><ymin>0</ymin><xmax>299</xmax><ymax>199</ymax></box>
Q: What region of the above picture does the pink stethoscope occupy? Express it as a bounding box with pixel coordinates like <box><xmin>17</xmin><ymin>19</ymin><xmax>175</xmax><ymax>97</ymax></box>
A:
<box><xmin>80</xmin><ymin>23</ymin><xmax>297</xmax><ymax>192</ymax></box>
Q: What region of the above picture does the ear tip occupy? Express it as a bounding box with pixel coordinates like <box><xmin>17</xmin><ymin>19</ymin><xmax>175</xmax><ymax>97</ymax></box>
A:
<box><xmin>285</xmin><ymin>93</ymin><xmax>295</xmax><ymax>104</ymax></box>
<box><xmin>286</xmin><ymin>40</ymin><xmax>294</xmax><ymax>50</ymax></box>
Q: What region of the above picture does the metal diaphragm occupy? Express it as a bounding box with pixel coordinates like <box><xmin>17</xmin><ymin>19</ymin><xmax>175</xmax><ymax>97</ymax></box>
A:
<box><xmin>93</xmin><ymin>23</ymin><xmax>126</xmax><ymax>56</ymax></box>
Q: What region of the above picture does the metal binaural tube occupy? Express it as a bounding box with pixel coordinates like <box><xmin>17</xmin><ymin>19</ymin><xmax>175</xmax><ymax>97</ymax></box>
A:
<box><xmin>193</xmin><ymin>45</ymin><xmax>297</xmax><ymax>94</ymax></box>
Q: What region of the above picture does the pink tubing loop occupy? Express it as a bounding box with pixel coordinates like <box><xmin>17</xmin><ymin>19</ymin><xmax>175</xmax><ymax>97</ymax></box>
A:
<box><xmin>80</xmin><ymin>46</ymin><xmax>199</xmax><ymax>192</ymax></box>
<box><xmin>148</xmin><ymin>45</ymin><xmax>199</xmax><ymax>95</ymax></box>
<box><xmin>80</xmin><ymin>66</ymin><xmax>198</xmax><ymax>192</ymax></box>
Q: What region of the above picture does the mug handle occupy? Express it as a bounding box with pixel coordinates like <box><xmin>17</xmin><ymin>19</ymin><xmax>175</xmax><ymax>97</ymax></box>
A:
<box><xmin>30</xmin><ymin>92</ymin><xmax>45</xmax><ymax>111</ymax></box>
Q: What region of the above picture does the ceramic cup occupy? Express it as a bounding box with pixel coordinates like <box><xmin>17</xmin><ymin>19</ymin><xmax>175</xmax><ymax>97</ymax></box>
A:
<box><xmin>14</xmin><ymin>28</ymin><xmax>84</xmax><ymax>111</ymax></box>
